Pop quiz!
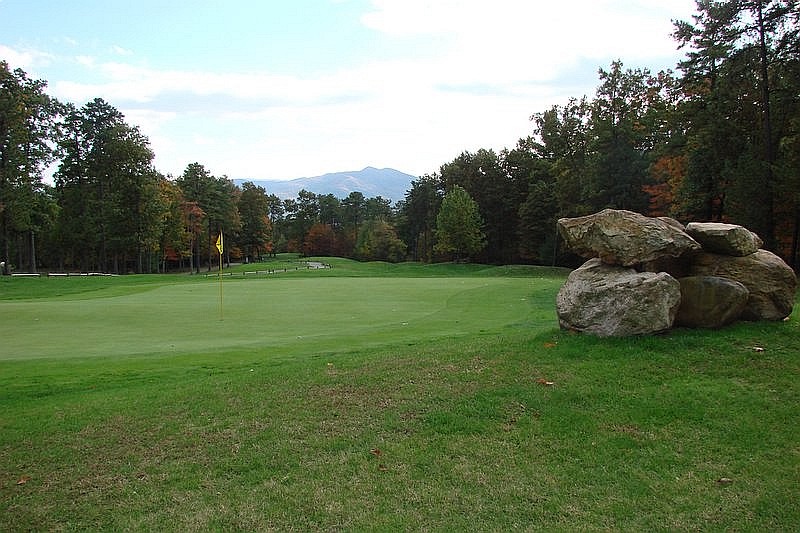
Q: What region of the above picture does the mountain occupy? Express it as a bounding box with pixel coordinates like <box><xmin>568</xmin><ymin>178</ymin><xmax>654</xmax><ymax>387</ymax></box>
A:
<box><xmin>233</xmin><ymin>167</ymin><xmax>416</xmax><ymax>203</ymax></box>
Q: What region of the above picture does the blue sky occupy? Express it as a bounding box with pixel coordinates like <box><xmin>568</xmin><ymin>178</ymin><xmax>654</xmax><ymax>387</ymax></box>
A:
<box><xmin>2</xmin><ymin>0</ymin><xmax>697</xmax><ymax>182</ymax></box>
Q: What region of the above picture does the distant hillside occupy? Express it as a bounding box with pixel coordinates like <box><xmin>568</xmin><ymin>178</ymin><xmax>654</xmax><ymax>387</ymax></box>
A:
<box><xmin>233</xmin><ymin>167</ymin><xmax>416</xmax><ymax>203</ymax></box>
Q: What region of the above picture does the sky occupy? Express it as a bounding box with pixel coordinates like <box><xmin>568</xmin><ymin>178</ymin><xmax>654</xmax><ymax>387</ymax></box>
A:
<box><xmin>2</xmin><ymin>0</ymin><xmax>699</xmax><ymax>182</ymax></box>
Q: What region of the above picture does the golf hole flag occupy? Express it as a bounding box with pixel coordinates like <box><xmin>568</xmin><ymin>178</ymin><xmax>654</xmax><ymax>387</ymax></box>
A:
<box><xmin>215</xmin><ymin>232</ymin><xmax>223</xmax><ymax>254</ymax></box>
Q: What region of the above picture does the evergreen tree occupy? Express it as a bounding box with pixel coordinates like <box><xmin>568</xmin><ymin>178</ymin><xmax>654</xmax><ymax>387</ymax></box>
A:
<box><xmin>673</xmin><ymin>0</ymin><xmax>800</xmax><ymax>251</ymax></box>
<box><xmin>238</xmin><ymin>181</ymin><xmax>272</xmax><ymax>261</ymax></box>
<box><xmin>397</xmin><ymin>175</ymin><xmax>441</xmax><ymax>262</ymax></box>
<box><xmin>176</xmin><ymin>163</ymin><xmax>215</xmax><ymax>273</ymax></box>
<box><xmin>54</xmin><ymin>99</ymin><xmax>158</xmax><ymax>272</ymax></box>
<box><xmin>0</xmin><ymin>62</ymin><xmax>62</xmax><ymax>273</ymax></box>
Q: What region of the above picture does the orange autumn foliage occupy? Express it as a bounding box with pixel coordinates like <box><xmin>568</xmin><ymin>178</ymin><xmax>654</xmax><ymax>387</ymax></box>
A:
<box><xmin>644</xmin><ymin>153</ymin><xmax>688</xmax><ymax>217</ymax></box>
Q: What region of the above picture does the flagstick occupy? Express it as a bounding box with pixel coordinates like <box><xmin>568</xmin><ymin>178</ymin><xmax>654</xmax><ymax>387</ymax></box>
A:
<box><xmin>216</xmin><ymin>231</ymin><xmax>224</xmax><ymax>322</ymax></box>
<box><xmin>218</xmin><ymin>248</ymin><xmax>224</xmax><ymax>321</ymax></box>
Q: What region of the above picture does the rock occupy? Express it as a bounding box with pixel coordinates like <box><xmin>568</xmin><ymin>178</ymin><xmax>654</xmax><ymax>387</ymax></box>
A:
<box><xmin>641</xmin><ymin>254</ymin><xmax>692</xmax><ymax>279</ymax></box>
<box><xmin>685</xmin><ymin>222</ymin><xmax>763</xmax><ymax>256</ymax></box>
<box><xmin>675</xmin><ymin>276</ymin><xmax>749</xmax><ymax>328</ymax></box>
<box><xmin>688</xmin><ymin>250</ymin><xmax>797</xmax><ymax>321</ymax></box>
<box><xmin>556</xmin><ymin>259</ymin><xmax>682</xmax><ymax>337</ymax></box>
<box><xmin>558</xmin><ymin>209</ymin><xmax>700</xmax><ymax>267</ymax></box>
<box><xmin>658</xmin><ymin>217</ymin><xmax>687</xmax><ymax>231</ymax></box>
<box><xmin>555</xmin><ymin>208</ymin><xmax>795</xmax><ymax>335</ymax></box>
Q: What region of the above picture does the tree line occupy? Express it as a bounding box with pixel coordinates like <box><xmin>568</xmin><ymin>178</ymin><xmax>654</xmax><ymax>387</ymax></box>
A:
<box><xmin>402</xmin><ymin>0</ymin><xmax>799</xmax><ymax>267</ymax></box>
<box><xmin>1</xmin><ymin>1</ymin><xmax>798</xmax><ymax>273</ymax></box>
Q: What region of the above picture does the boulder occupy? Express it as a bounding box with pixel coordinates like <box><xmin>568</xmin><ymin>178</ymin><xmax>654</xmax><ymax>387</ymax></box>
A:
<box><xmin>685</xmin><ymin>222</ymin><xmax>763</xmax><ymax>256</ymax></box>
<box><xmin>675</xmin><ymin>276</ymin><xmax>749</xmax><ymax>329</ymax></box>
<box><xmin>641</xmin><ymin>254</ymin><xmax>692</xmax><ymax>279</ymax></box>
<box><xmin>688</xmin><ymin>249</ymin><xmax>797</xmax><ymax>321</ymax></box>
<box><xmin>556</xmin><ymin>259</ymin><xmax>682</xmax><ymax>337</ymax></box>
<box><xmin>558</xmin><ymin>209</ymin><xmax>700</xmax><ymax>267</ymax></box>
<box><xmin>658</xmin><ymin>217</ymin><xmax>687</xmax><ymax>231</ymax></box>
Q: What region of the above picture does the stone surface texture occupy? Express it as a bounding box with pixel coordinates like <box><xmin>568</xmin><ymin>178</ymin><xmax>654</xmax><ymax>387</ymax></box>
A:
<box><xmin>556</xmin><ymin>259</ymin><xmax>682</xmax><ymax>337</ymax></box>
<box><xmin>554</xmin><ymin>209</ymin><xmax>797</xmax><ymax>337</ymax></box>
<box><xmin>557</xmin><ymin>209</ymin><xmax>700</xmax><ymax>267</ymax></box>
<box><xmin>688</xmin><ymin>250</ymin><xmax>797</xmax><ymax>321</ymax></box>
<box><xmin>685</xmin><ymin>222</ymin><xmax>763</xmax><ymax>257</ymax></box>
<box><xmin>675</xmin><ymin>276</ymin><xmax>750</xmax><ymax>328</ymax></box>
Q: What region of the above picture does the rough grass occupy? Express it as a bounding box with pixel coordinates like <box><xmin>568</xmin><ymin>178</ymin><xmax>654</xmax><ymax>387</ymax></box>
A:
<box><xmin>1</xmin><ymin>260</ymin><xmax>798</xmax><ymax>531</ymax></box>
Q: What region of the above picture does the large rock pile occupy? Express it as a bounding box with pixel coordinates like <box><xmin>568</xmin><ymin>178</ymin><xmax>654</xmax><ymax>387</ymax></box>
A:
<box><xmin>556</xmin><ymin>209</ymin><xmax>797</xmax><ymax>337</ymax></box>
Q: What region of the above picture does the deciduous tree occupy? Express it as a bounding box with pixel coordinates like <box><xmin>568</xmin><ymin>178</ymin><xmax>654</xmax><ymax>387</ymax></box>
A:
<box><xmin>355</xmin><ymin>218</ymin><xmax>406</xmax><ymax>262</ymax></box>
<box><xmin>434</xmin><ymin>185</ymin><xmax>486</xmax><ymax>261</ymax></box>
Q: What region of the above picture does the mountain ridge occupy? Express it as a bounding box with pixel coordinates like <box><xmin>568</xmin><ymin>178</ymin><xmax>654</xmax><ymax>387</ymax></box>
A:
<box><xmin>232</xmin><ymin>167</ymin><xmax>416</xmax><ymax>203</ymax></box>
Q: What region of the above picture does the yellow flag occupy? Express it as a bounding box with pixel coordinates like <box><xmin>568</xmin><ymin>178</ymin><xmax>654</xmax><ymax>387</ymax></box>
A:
<box><xmin>215</xmin><ymin>232</ymin><xmax>223</xmax><ymax>254</ymax></box>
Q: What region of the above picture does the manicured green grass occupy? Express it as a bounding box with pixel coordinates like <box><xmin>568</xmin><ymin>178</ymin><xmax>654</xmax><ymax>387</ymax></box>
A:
<box><xmin>1</xmin><ymin>274</ymin><xmax>558</xmax><ymax>360</ymax></box>
<box><xmin>1</xmin><ymin>261</ymin><xmax>798</xmax><ymax>531</ymax></box>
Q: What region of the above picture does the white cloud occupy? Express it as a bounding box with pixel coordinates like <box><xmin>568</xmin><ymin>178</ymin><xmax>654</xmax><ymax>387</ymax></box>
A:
<box><xmin>75</xmin><ymin>55</ymin><xmax>96</xmax><ymax>67</ymax></box>
<box><xmin>0</xmin><ymin>44</ymin><xmax>54</xmax><ymax>71</ymax></box>
<box><xmin>121</xmin><ymin>108</ymin><xmax>177</xmax><ymax>131</ymax></box>
<box><xmin>361</xmin><ymin>0</ymin><xmax>695</xmax><ymax>79</ymax></box>
<box><xmin>49</xmin><ymin>60</ymin><xmax>375</xmax><ymax>107</ymax></box>
<box><xmin>2</xmin><ymin>0</ymin><xmax>698</xmax><ymax>181</ymax></box>
<box><xmin>110</xmin><ymin>45</ymin><xmax>133</xmax><ymax>56</ymax></box>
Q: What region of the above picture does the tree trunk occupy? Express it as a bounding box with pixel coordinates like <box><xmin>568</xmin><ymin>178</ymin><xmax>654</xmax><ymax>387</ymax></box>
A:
<box><xmin>2</xmin><ymin>217</ymin><xmax>9</xmax><ymax>275</ymax></box>
<box><xmin>791</xmin><ymin>204</ymin><xmax>800</xmax><ymax>271</ymax></box>
<box><xmin>195</xmin><ymin>230</ymin><xmax>200</xmax><ymax>274</ymax></box>
<box><xmin>756</xmin><ymin>0</ymin><xmax>776</xmax><ymax>249</ymax></box>
<box><xmin>29</xmin><ymin>230</ymin><xmax>37</xmax><ymax>273</ymax></box>
<box><xmin>17</xmin><ymin>233</ymin><xmax>24</xmax><ymax>272</ymax></box>
<box><xmin>207</xmin><ymin>219</ymin><xmax>213</xmax><ymax>272</ymax></box>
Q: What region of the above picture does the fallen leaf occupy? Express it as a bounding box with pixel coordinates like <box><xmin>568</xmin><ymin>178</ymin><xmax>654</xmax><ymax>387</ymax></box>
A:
<box><xmin>543</xmin><ymin>342</ymin><xmax>557</xmax><ymax>349</ymax></box>
<box><xmin>370</xmin><ymin>448</ymin><xmax>382</xmax><ymax>457</ymax></box>
<box><xmin>16</xmin><ymin>475</ymin><xmax>31</xmax><ymax>485</ymax></box>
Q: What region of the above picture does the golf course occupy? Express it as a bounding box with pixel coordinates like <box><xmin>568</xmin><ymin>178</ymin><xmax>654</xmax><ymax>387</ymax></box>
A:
<box><xmin>1</xmin><ymin>256</ymin><xmax>798</xmax><ymax>531</ymax></box>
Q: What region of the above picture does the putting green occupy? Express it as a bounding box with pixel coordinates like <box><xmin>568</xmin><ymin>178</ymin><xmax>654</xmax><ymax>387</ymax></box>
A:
<box><xmin>0</xmin><ymin>277</ymin><xmax>557</xmax><ymax>360</ymax></box>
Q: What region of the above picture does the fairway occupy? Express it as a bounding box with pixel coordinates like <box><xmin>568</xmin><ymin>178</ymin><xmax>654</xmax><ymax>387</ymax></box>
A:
<box><xmin>1</xmin><ymin>276</ymin><xmax>555</xmax><ymax>360</ymax></box>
